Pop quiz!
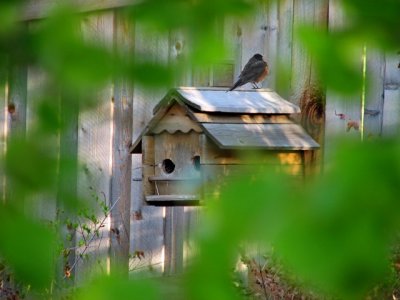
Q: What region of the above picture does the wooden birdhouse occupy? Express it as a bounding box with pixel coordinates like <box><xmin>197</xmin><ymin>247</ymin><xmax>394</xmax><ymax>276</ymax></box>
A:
<box><xmin>130</xmin><ymin>87</ymin><xmax>319</xmax><ymax>206</ymax></box>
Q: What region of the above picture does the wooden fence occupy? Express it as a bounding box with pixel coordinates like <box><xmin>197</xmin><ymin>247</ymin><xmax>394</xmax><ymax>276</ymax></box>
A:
<box><xmin>1</xmin><ymin>0</ymin><xmax>399</xmax><ymax>281</ymax></box>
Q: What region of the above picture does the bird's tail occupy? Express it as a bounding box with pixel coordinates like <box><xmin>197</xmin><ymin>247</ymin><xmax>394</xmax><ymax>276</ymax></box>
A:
<box><xmin>227</xmin><ymin>79</ymin><xmax>243</xmax><ymax>92</ymax></box>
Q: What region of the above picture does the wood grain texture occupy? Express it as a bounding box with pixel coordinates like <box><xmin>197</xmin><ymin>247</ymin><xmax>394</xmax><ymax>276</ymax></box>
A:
<box><xmin>109</xmin><ymin>10</ymin><xmax>134</xmax><ymax>275</ymax></box>
<box><xmin>238</xmin><ymin>6</ymin><xmax>268</xmax><ymax>89</ymax></box>
<box><xmin>264</xmin><ymin>0</ymin><xmax>278</xmax><ymax>90</ymax></box>
<box><xmin>276</xmin><ymin>0</ymin><xmax>294</xmax><ymax>98</ymax></box>
<box><xmin>152</xmin><ymin>131</ymin><xmax>201</xmax><ymax>197</ymax></box>
<box><xmin>382</xmin><ymin>52</ymin><xmax>400</xmax><ymax>137</ymax></box>
<box><xmin>130</xmin><ymin>154</ymin><xmax>164</xmax><ymax>277</ymax></box>
<box><xmin>290</xmin><ymin>0</ymin><xmax>314</xmax><ymax>106</ymax></box>
<box><xmin>76</xmin><ymin>12</ymin><xmax>114</xmax><ymax>281</ymax></box>
<box><xmin>22</xmin><ymin>0</ymin><xmax>137</xmax><ymax>21</ymax></box>
<box><xmin>164</xmin><ymin>207</ymin><xmax>185</xmax><ymax>275</ymax></box>
<box><xmin>363</xmin><ymin>49</ymin><xmax>384</xmax><ymax>138</ymax></box>
<box><xmin>202</xmin><ymin>123</ymin><xmax>319</xmax><ymax>150</ymax></box>
<box><xmin>132</xmin><ymin>24</ymin><xmax>169</xmax><ymax>143</ymax></box>
<box><xmin>7</xmin><ymin>62</ymin><xmax>28</xmax><ymax>137</ymax></box>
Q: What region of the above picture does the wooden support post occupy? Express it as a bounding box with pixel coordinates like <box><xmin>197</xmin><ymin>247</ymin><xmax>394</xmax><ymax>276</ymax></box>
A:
<box><xmin>109</xmin><ymin>10</ymin><xmax>133</xmax><ymax>275</ymax></box>
<box><xmin>164</xmin><ymin>207</ymin><xmax>184</xmax><ymax>275</ymax></box>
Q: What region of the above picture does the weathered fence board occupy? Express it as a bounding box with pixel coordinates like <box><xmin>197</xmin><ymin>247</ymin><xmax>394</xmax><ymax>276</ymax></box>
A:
<box><xmin>264</xmin><ymin>0</ymin><xmax>278</xmax><ymax>90</ymax></box>
<box><xmin>324</xmin><ymin>0</ymin><xmax>362</xmax><ymax>166</ymax></box>
<box><xmin>238</xmin><ymin>6</ymin><xmax>268</xmax><ymax>90</ymax></box>
<box><xmin>364</xmin><ymin>50</ymin><xmax>385</xmax><ymax>138</ymax></box>
<box><xmin>382</xmin><ymin>53</ymin><xmax>400</xmax><ymax>137</ymax></box>
<box><xmin>132</xmin><ymin>25</ymin><xmax>169</xmax><ymax>142</ymax></box>
<box><xmin>22</xmin><ymin>0</ymin><xmax>137</xmax><ymax>21</ymax></box>
<box><xmin>276</xmin><ymin>0</ymin><xmax>294</xmax><ymax>98</ymax></box>
<box><xmin>109</xmin><ymin>10</ymin><xmax>134</xmax><ymax>275</ymax></box>
<box><xmin>7</xmin><ymin>63</ymin><xmax>28</xmax><ymax>137</ymax></box>
<box><xmin>76</xmin><ymin>11</ymin><xmax>114</xmax><ymax>281</ymax></box>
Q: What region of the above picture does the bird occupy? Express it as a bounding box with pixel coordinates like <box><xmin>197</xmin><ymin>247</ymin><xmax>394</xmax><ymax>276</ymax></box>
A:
<box><xmin>228</xmin><ymin>53</ymin><xmax>269</xmax><ymax>91</ymax></box>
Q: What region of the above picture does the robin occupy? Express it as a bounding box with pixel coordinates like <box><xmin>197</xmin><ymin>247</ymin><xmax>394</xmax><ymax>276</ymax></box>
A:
<box><xmin>228</xmin><ymin>53</ymin><xmax>269</xmax><ymax>91</ymax></box>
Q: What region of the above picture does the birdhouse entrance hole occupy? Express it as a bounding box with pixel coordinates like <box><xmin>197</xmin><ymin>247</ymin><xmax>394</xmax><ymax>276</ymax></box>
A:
<box><xmin>193</xmin><ymin>155</ymin><xmax>201</xmax><ymax>171</ymax></box>
<box><xmin>162</xmin><ymin>159</ymin><xmax>175</xmax><ymax>174</ymax></box>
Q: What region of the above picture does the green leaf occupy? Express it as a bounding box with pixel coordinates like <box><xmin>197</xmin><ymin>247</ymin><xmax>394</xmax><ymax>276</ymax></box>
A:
<box><xmin>0</xmin><ymin>208</ymin><xmax>56</xmax><ymax>290</ymax></box>
<box><xmin>76</xmin><ymin>275</ymin><xmax>161</xmax><ymax>300</ymax></box>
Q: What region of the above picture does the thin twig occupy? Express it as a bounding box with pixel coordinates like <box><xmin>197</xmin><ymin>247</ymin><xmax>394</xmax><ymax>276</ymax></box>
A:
<box><xmin>64</xmin><ymin>197</ymin><xmax>121</xmax><ymax>278</ymax></box>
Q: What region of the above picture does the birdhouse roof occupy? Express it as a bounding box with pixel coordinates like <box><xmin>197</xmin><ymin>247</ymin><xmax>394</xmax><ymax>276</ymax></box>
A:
<box><xmin>153</xmin><ymin>87</ymin><xmax>300</xmax><ymax>114</ymax></box>
<box><xmin>130</xmin><ymin>87</ymin><xmax>319</xmax><ymax>153</ymax></box>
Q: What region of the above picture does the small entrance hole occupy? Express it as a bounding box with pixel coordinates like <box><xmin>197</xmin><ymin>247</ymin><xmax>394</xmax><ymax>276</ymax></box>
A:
<box><xmin>162</xmin><ymin>159</ymin><xmax>175</xmax><ymax>174</ymax></box>
<box><xmin>192</xmin><ymin>155</ymin><xmax>201</xmax><ymax>171</ymax></box>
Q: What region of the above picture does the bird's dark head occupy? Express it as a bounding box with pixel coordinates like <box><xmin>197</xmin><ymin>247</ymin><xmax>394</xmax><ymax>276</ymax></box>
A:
<box><xmin>253</xmin><ymin>53</ymin><xmax>263</xmax><ymax>60</ymax></box>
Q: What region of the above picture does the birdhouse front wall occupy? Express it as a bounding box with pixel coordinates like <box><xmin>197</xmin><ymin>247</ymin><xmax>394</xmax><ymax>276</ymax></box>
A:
<box><xmin>142</xmin><ymin>131</ymin><xmax>310</xmax><ymax>204</ymax></box>
<box><xmin>153</xmin><ymin>131</ymin><xmax>202</xmax><ymax>195</ymax></box>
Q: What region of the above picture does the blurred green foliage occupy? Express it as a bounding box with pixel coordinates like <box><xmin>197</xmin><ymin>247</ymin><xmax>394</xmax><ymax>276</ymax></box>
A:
<box><xmin>0</xmin><ymin>0</ymin><xmax>399</xmax><ymax>299</ymax></box>
<box><xmin>297</xmin><ymin>0</ymin><xmax>400</xmax><ymax>95</ymax></box>
<box><xmin>0</xmin><ymin>209</ymin><xmax>56</xmax><ymax>290</ymax></box>
<box><xmin>185</xmin><ymin>140</ymin><xmax>400</xmax><ymax>299</ymax></box>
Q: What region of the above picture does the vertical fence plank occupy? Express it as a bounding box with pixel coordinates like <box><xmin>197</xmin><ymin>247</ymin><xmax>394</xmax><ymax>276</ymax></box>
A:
<box><xmin>363</xmin><ymin>50</ymin><xmax>385</xmax><ymax>138</ymax></box>
<box><xmin>5</xmin><ymin>51</ymin><xmax>28</xmax><ymax>207</ymax></box>
<box><xmin>7</xmin><ymin>63</ymin><xmax>27</xmax><ymax>137</ymax></box>
<box><xmin>132</xmin><ymin>25</ymin><xmax>169</xmax><ymax>142</ymax></box>
<box><xmin>382</xmin><ymin>52</ymin><xmax>400</xmax><ymax>137</ymax></box>
<box><xmin>76</xmin><ymin>11</ymin><xmax>114</xmax><ymax>281</ymax></box>
<box><xmin>25</xmin><ymin>68</ymin><xmax>58</xmax><ymax>221</ymax></box>
<box><xmin>130</xmin><ymin>153</ymin><xmax>164</xmax><ymax>277</ymax></box>
<box><xmin>57</xmin><ymin>91</ymin><xmax>79</xmax><ymax>284</ymax></box>
<box><xmin>276</xmin><ymin>0</ymin><xmax>294</xmax><ymax>98</ymax></box>
<box><xmin>291</xmin><ymin>0</ymin><xmax>328</xmax><ymax>103</ymax></box>
<box><xmin>169</xmin><ymin>30</ymin><xmax>192</xmax><ymax>86</ymax></box>
<box><xmin>324</xmin><ymin>0</ymin><xmax>361</xmax><ymax>166</ymax></box>
<box><xmin>132</xmin><ymin>23</ymin><xmax>171</xmax><ymax>276</ymax></box>
<box><xmin>109</xmin><ymin>10</ymin><xmax>134</xmax><ymax>275</ymax></box>
<box><xmin>290</xmin><ymin>0</ymin><xmax>314</xmax><ymax>106</ymax></box>
<box><xmin>291</xmin><ymin>0</ymin><xmax>327</xmax><ymax>170</ymax></box>
<box><xmin>237</xmin><ymin>6</ymin><xmax>267</xmax><ymax>89</ymax></box>
<box><xmin>264</xmin><ymin>0</ymin><xmax>278</xmax><ymax>90</ymax></box>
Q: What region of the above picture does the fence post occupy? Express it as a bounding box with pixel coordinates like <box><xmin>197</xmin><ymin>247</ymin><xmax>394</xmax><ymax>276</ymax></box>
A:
<box><xmin>109</xmin><ymin>10</ymin><xmax>134</xmax><ymax>275</ymax></box>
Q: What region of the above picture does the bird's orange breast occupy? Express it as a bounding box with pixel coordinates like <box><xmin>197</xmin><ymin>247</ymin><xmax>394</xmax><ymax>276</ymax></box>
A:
<box><xmin>256</xmin><ymin>65</ymin><xmax>269</xmax><ymax>82</ymax></box>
